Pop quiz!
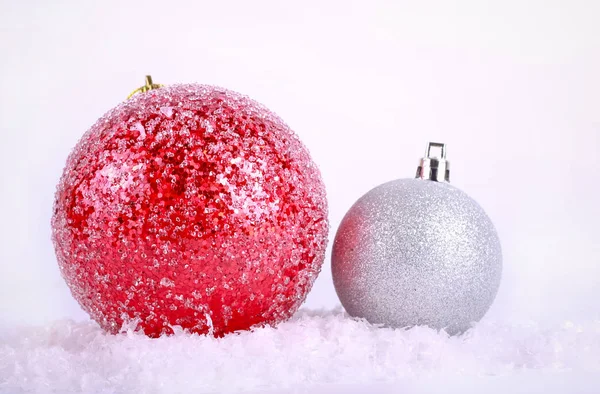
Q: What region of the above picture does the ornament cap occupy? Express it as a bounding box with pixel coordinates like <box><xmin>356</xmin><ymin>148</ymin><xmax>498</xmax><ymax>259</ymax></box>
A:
<box><xmin>415</xmin><ymin>142</ymin><xmax>450</xmax><ymax>182</ymax></box>
<box><xmin>127</xmin><ymin>75</ymin><xmax>164</xmax><ymax>99</ymax></box>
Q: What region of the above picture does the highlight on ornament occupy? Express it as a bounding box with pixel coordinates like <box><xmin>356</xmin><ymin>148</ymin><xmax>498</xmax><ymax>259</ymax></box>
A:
<box><xmin>332</xmin><ymin>142</ymin><xmax>502</xmax><ymax>335</ymax></box>
<box><xmin>51</xmin><ymin>75</ymin><xmax>329</xmax><ymax>337</ymax></box>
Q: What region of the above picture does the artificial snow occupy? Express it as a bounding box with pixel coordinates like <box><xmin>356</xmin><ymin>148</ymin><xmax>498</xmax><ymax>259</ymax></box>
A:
<box><xmin>1</xmin><ymin>309</ymin><xmax>599</xmax><ymax>394</ymax></box>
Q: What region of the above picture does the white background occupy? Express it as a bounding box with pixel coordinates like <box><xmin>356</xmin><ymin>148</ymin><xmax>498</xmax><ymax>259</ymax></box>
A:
<box><xmin>1</xmin><ymin>0</ymin><xmax>599</xmax><ymax>327</ymax></box>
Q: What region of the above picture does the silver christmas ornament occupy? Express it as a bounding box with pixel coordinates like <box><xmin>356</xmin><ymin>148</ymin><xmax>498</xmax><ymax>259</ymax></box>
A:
<box><xmin>332</xmin><ymin>143</ymin><xmax>502</xmax><ymax>335</ymax></box>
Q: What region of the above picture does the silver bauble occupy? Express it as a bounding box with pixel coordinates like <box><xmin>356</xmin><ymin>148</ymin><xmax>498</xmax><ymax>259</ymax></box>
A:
<box><xmin>331</xmin><ymin>143</ymin><xmax>502</xmax><ymax>335</ymax></box>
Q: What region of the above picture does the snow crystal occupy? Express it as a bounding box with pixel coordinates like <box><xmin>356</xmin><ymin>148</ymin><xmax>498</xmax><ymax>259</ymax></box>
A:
<box><xmin>1</xmin><ymin>309</ymin><xmax>599</xmax><ymax>393</ymax></box>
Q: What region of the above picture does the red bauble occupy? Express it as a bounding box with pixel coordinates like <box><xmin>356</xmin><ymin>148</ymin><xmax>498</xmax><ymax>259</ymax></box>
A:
<box><xmin>52</xmin><ymin>84</ymin><xmax>328</xmax><ymax>337</ymax></box>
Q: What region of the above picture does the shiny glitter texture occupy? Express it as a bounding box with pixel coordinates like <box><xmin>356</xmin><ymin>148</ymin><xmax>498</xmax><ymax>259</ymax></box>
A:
<box><xmin>332</xmin><ymin>179</ymin><xmax>502</xmax><ymax>335</ymax></box>
<box><xmin>52</xmin><ymin>84</ymin><xmax>328</xmax><ymax>337</ymax></box>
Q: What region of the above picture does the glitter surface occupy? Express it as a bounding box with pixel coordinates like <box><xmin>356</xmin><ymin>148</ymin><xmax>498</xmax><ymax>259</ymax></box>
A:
<box><xmin>51</xmin><ymin>84</ymin><xmax>328</xmax><ymax>337</ymax></box>
<box><xmin>331</xmin><ymin>179</ymin><xmax>502</xmax><ymax>335</ymax></box>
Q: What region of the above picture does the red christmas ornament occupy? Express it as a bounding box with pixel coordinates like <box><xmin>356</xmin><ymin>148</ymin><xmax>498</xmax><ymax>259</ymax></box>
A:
<box><xmin>52</xmin><ymin>77</ymin><xmax>328</xmax><ymax>337</ymax></box>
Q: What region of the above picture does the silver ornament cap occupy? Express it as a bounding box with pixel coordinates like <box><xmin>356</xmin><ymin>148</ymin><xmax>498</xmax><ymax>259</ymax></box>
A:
<box><xmin>332</xmin><ymin>143</ymin><xmax>502</xmax><ymax>335</ymax></box>
<box><xmin>415</xmin><ymin>142</ymin><xmax>450</xmax><ymax>182</ymax></box>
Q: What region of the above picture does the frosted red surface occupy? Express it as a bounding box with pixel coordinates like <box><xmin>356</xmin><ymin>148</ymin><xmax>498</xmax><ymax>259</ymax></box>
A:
<box><xmin>52</xmin><ymin>84</ymin><xmax>328</xmax><ymax>337</ymax></box>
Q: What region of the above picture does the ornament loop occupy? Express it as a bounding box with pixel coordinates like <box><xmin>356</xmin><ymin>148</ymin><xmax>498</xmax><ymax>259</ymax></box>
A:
<box><xmin>426</xmin><ymin>142</ymin><xmax>446</xmax><ymax>159</ymax></box>
<box><xmin>416</xmin><ymin>142</ymin><xmax>450</xmax><ymax>182</ymax></box>
<box><xmin>127</xmin><ymin>75</ymin><xmax>164</xmax><ymax>99</ymax></box>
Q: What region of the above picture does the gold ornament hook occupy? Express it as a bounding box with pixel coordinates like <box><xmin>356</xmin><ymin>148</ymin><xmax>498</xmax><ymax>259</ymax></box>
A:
<box><xmin>127</xmin><ymin>75</ymin><xmax>164</xmax><ymax>99</ymax></box>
